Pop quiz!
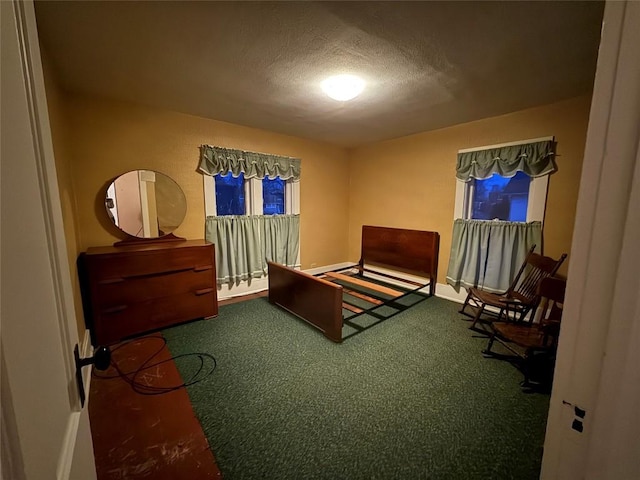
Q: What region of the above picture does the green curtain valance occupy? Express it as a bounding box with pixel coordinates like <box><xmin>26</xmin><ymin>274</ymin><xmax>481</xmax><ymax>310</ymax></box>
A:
<box><xmin>199</xmin><ymin>145</ymin><xmax>301</xmax><ymax>181</ymax></box>
<box><xmin>456</xmin><ymin>140</ymin><xmax>556</xmax><ymax>181</ymax></box>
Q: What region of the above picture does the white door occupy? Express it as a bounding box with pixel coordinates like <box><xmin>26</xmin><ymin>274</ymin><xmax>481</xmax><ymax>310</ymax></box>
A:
<box><xmin>1</xmin><ymin>1</ymin><xmax>97</xmax><ymax>479</ymax></box>
<box><xmin>542</xmin><ymin>1</ymin><xmax>640</xmax><ymax>478</ymax></box>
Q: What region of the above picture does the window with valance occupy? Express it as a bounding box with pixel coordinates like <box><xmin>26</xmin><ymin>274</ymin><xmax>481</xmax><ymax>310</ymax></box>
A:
<box><xmin>199</xmin><ymin>145</ymin><xmax>301</xmax><ymax>286</ymax></box>
<box><xmin>448</xmin><ymin>138</ymin><xmax>556</xmax><ymax>292</ymax></box>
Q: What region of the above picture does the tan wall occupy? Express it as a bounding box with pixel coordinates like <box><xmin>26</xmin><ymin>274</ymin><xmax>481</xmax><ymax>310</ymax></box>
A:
<box><xmin>348</xmin><ymin>95</ymin><xmax>593</xmax><ymax>282</ymax></box>
<box><xmin>65</xmin><ymin>94</ymin><xmax>350</xmax><ymax>268</ymax></box>
<box><xmin>41</xmin><ymin>51</ymin><xmax>85</xmax><ymax>338</ymax></box>
<box><xmin>49</xmin><ymin>88</ymin><xmax>590</xmax><ymax>308</ymax></box>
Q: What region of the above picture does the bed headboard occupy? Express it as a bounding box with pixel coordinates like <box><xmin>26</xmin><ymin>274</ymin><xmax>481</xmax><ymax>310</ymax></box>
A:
<box><xmin>359</xmin><ymin>225</ymin><xmax>440</xmax><ymax>290</ymax></box>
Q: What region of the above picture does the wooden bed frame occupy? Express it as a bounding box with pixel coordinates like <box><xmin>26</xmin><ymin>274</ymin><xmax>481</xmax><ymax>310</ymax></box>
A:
<box><xmin>268</xmin><ymin>226</ymin><xmax>440</xmax><ymax>342</ymax></box>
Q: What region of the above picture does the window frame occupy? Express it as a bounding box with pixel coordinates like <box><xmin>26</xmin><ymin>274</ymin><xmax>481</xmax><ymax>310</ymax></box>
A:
<box><xmin>453</xmin><ymin>136</ymin><xmax>552</xmax><ymax>223</ymax></box>
<box><xmin>203</xmin><ymin>175</ymin><xmax>300</xmax><ymax>217</ymax></box>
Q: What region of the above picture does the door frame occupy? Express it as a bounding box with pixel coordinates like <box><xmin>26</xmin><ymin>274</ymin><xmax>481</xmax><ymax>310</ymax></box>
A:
<box><xmin>1</xmin><ymin>0</ymin><xmax>95</xmax><ymax>478</ymax></box>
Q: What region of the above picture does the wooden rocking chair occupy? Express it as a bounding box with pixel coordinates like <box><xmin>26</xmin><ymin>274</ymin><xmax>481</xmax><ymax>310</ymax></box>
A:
<box><xmin>482</xmin><ymin>276</ymin><xmax>566</xmax><ymax>391</ymax></box>
<box><xmin>460</xmin><ymin>245</ymin><xmax>566</xmax><ymax>331</ymax></box>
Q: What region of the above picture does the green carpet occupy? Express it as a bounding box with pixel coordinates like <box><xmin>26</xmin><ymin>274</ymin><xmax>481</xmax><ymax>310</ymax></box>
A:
<box><xmin>163</xmin><ymin>296</ymin><xmax>549</xmax><ymax>480</ymax></box>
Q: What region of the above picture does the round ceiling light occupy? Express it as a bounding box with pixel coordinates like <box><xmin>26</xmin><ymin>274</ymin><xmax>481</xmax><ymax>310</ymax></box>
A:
<box><xmin>321</xmin><ymin>74</ymin><xmax>365</xmax><ymax>101</ymax></box>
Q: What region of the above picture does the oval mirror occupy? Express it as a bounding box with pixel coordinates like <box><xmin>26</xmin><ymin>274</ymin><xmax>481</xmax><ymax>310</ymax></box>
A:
<box><xmin>105</xmin><ymin>170</ymin><xmax>187</xmax><ymax>239</ymax></box>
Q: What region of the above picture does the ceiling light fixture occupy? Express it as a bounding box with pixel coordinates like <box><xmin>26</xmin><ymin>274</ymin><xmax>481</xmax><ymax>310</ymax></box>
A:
<box><xmin>321</xmin><ymin>74</ymin><xmax>365</xmax><ymax>101</ymax></box>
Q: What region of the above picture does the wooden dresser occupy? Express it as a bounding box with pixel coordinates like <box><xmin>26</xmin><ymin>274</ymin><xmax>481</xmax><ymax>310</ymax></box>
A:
<box><xmin>79</xmin><ymin>240</ymin><xmax>218</xmax><ymax>345</ymax></box>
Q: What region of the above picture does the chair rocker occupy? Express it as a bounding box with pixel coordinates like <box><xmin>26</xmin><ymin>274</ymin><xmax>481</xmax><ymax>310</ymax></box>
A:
<box><xmin>460</xmin><ymin>245</ymin><xmax>566</xmax><ymax>332</ymax></box>
<box><xmin>481</xmin><ymin>276</ymin><xmax>566</xmax><ymax>391</ymax></box>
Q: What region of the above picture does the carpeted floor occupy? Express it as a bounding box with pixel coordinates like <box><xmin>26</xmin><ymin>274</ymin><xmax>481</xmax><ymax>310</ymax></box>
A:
<box><xmin>163</xmin><ymin>296</ymin><xmax>549</xmax><ymax>480</ymax></box>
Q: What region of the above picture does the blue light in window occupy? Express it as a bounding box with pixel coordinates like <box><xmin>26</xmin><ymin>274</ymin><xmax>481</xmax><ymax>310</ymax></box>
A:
<box><xmin>215</xmin><ymin>173</ymin><xmax>245</xmax><ymax>216</ymax></box>
<box><xmin>471</xmin><ymin>171</ymin><xmax>530</xmax><ymax>222</ymax></box>
<box><xmin>263</xmin><ymin>177</ymin><xmax>285</xmax><ymax>215</ymax></box>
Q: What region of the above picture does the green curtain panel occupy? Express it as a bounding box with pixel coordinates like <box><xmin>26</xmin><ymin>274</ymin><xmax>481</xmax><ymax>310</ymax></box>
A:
<box><xmin>205</xmin><ymin>214</ymin><xmax>300</xmax><ymax>285</ymax></box>
<box><xmin>456</xmin><ymin>140</ymin><xmax>556</xmax><ymax>181</ymax></box>
<box><xmin>446</xmin><ymin>219</ymin><xmax>542</xmax><ymax>292</ymax></box>
<box><xmin>261</xmin><ymin>214</ymin><xmax>300</xmax><ymax>267</ymax></box>
<box><xmin>446</xmin><ymin>219</ymin><xmax>492</xmax><ymax>290</ymax></box>
<box><xmin>199</xmin><ymin>145</ymin><xmax>301</xmax><ymax>181</ymax></box>
<box><xmin>206</xmin><ymin>216</ymin><xmax>265</xmax><ymax>285</ymax></box>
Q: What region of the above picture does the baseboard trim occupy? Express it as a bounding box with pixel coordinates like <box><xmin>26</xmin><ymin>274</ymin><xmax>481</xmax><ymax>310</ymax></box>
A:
<box><xmin>217</xmin><ymin>277</ymin><xmax>269</xmax><ymax>301</ymax></box>
<box><xmin>434</xmin><ymin>283</ymin><xmax>469</xmax><ymax>304</ymax></box>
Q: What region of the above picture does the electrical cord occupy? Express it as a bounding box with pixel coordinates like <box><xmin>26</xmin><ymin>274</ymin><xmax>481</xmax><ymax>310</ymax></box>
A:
<box><xmin>92</xmin><ymin>335</ymin><xmax>217</xmax><ymax>395</ymax></box>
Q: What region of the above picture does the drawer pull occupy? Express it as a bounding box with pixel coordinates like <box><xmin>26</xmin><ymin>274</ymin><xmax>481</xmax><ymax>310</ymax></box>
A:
<box><xmin>123</xmin><ymin>267</ymin><xmax>191</xmax><ymax>280</ymax></box>
<box><xmin>102</xmin><ymin>305</ymin><xmax>128</xmax><ymax>314</ymax></box>
<box><xmin>193</xmin><ymin>265</ymin><xmax>213</xmax><ymax>272</ymax></box>
<box><xmin>194</xmin><ymin>288</ymin><xmax>214</xmax><ymax>296</ymax></box>
<box><xmin>98</xmin><ymin>278</ymin><xmax>125</xmax><ymax>285</ymax></box>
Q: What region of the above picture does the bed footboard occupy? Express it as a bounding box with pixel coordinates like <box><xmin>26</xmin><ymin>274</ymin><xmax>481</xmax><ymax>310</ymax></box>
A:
<box><xmin>267</xmin><ymin>262</ymin><xmax>343</xmax><ymax>343</ymax></box>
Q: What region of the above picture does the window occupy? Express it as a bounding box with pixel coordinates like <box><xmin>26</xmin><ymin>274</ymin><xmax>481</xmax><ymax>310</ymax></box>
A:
<box><xmin>470</xmin><ymin>171</ymin><xmax>531</xmax><ymax>222</ymax></box>
<box><xmin>215</xmin><ymin>172</ymin><xmax>245</xmax><ymax>216</ymax></box>
<box><xmin>456</xmin><ymin>171</ymin><xmax>547</xmax><ymax>223</ymax></box>
<box><xmin>204</xmin><ymin>175</ymin><xmax>299</xmax><ymax>216</ymax></box>
<box><xmin>454</xmin><ymin>137</ymin><xmax>553</xmax><ymax>223</ymax></box>
<box><xmin>262</xmin><ymin>177</ymin><xmax>285</xmax><ymax>215</ymax></box>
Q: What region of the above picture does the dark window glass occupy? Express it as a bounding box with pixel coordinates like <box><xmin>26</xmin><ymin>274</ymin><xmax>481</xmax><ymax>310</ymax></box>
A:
<box><xmin>215</xmin><ymin>173</ymin><xmax>245</xmax><ymax>215</ymax></box>
<box><xmin>263</xmin><ymin>177</ymin><xmax>285</xmax><ymax>215</ymax></box>
<box><xmin>471</xmin><ymin>171</ymin><xmax>530</xmax><ymax>222</ymax></box>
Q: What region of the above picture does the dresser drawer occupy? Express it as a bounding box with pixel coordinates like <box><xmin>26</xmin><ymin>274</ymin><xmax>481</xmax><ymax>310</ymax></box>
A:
<box><xmin>94</xmin><ymin>267</ymin><xmax>214</xmax><ymax>307</ymax></box>
<box><xmin>86</xmin><ymin>245</ymin><xmax>213</xmax><ymax>281</ymax></box>
<box><xmin>93</xmin><ymin>289</ymin><xmax>217</xmax><ymax>345</ymax></box>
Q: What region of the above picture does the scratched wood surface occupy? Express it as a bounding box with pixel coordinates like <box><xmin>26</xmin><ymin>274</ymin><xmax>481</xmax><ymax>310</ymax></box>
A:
<box><xmin>88</xmin><ymin>335</ymin><xmax>221</xmax><ymax>479</ymax></box>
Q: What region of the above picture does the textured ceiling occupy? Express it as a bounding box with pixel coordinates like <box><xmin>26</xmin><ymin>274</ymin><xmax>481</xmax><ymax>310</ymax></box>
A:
<box><xmin>34</xmin><ymin>1</ymin><xmax>604</xmax><ymax>147</ymax></box>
